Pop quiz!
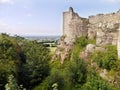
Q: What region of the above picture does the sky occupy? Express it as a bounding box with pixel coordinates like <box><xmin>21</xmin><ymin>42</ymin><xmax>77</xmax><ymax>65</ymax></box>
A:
<box><xmin>0</xmin><ymin>0</ymin><xmax>120</xmax><ymax>36</ymax></box>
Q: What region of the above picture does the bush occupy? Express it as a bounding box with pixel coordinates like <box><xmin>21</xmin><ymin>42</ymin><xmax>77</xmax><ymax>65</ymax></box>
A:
<box><xmin>34</xmin><ymin>68</ymin><xmax>65</xmax><ymax>90</ymax></box>
<box><xmin>65</xmin><ymin>55</ymin><xmax>87</xmax><ymax>88</ymax></box>
<box><xmin>75</xmin><ymin>36</ymin><xmax>88</xmax><ymax>48</ymax></box>
<box><xmin>92</xmin><ymin>45</ymin><xmax>117</xmax><ymax>70</ymax></box>
<box><xmin>81</xmin><ymin>68</ymin><xmax>118</xmax><ymax>90</ymax></box>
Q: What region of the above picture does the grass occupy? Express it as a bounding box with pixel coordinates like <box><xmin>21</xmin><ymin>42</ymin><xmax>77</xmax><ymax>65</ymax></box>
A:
<box><xmin>48</xmin><ymin>47</ymin><xmax>57</xmax><ymax>55</ymax></box>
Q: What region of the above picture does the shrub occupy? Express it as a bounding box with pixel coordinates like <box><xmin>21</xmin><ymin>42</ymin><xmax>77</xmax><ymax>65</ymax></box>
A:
<box><xmin>75</xmin><ymin>36</ymin><xmax>88</xmax><ymax>48</ymax></box>
<box><xmin>92</xmin><ymin>45</ymin><xmax>117</xmax><ymax>70</ymax></box>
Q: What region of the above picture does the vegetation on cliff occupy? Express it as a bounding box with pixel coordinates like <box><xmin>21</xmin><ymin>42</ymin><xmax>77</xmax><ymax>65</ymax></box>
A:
<box><xmin>34</xmin><ymin>36</ymin><xmax>120</xmax><ymax>90</ymax></box>
<box><xmin>0</xmin><ymin>34</ymin><xmax>120</xmax><ymax>90</ymax></box>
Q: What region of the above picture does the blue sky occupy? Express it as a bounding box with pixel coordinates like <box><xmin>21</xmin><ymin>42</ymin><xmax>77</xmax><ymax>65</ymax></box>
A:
<box><xmin>0</xmin><ymin>0</ymin><xmax>120</xmax><ymax>36</ymax></box>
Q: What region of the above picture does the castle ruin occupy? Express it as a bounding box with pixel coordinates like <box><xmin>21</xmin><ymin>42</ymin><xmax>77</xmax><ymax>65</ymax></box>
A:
<box><xmin>53</xmin><ymin>7</ymin><xmax>120</xmax><ymax>63</ymax></box>
<box><xmin>63</xmin><ymin>7</ymin><xmax>88</xmax><ymax>44</ymax></box>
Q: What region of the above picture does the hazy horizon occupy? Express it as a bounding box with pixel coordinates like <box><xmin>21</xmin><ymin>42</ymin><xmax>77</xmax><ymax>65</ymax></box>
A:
<box><xmin>1</xmin><ymin>0</ymin><xmax>120</xmax><ymax>36</ymax></box>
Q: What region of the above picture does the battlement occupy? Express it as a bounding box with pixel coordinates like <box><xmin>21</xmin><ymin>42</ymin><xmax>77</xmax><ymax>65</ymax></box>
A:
<box><xmin>89</xmin><ymin>10</ymin><xmax>120</xmax><ymax>24</ymax></box>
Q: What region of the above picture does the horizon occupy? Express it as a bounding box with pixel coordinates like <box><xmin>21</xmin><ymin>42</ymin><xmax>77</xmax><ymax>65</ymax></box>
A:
<box><xmin>1</xmin><ymin>0</ymin><xmax>120</xmax><ymax>36</ymax></box>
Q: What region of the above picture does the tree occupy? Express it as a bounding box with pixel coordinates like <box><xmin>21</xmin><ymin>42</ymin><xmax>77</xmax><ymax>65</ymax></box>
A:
<box><xmin>20</xmin><ymin>41</ymin><xmax>50</xmax><ymax>89</ymax></box>
<box><xmin>0</xmin><ymin>34</ymin><xmax>24</xmax><ymax>89</ymax></box>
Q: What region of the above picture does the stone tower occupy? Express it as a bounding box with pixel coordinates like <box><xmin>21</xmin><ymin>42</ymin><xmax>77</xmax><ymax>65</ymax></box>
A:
<box><xmin>63</xmin><ymin>7</ymin><xmax>88</xmax><ymax>44</ymax></box>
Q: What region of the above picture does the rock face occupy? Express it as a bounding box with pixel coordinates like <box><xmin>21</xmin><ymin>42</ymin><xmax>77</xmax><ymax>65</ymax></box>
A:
<box><xmin>52</xmin><ymin>36</ymin><xmax>74</xmax><ymax>64</ymax></box>
<box><xmin>53</xmin><ymin>7</ymin><xmax>120</xmax><ymax>63</ymax></box>
<box><xmin>86</xmin><ymin>44</ymin><xmax>96</xmax><ymax>53</ymax></box>
<box><xmin>80</xmin><ymin>44</ymin><xmax>96</xmax><ymax>60</ymax></box>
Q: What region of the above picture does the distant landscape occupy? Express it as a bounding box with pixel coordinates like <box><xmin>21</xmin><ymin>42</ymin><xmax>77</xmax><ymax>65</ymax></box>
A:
<box><xmin>23</xmin><ymin>36</ymin><xmax>60</xmax><ymax>42</ymax></box>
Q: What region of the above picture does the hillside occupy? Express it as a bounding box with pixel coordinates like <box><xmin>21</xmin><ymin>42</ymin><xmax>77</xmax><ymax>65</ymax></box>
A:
<box><xmin>35</xmin><ymin>36</ymin><xmax>120</xmax><ymax>90</ymax></box>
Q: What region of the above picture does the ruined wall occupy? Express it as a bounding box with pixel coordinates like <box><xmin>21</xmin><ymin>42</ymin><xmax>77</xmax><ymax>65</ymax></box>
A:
<box><xmin>63</xmin><ymin>7</ymin><xmax>88</xmax><ymax>44</ymax></box>
<box><xmin>63</xmin><ymin>7</ymin><xmax>120</xmax><ymax>46</ymax></box>
<box><xmin>54</xmin><ymin>8</ymin><xmax>120</xmax><ymax>63</ymax></box>
<box><xmin>88</xmin><ymin>11</ymin><xmax>120</xmax><ymax>58</ymax></box>
<box><xmin>88</xmin><ymin>11</ymin><xmax>120</xmax><ymax>45</ymax></box>
<box><xmin>52</xmin><ymin>7</ymin><xmax>88</xmax><ymax>63</ymax></box>
<box><xmin>117</xmin><ymin>26</ymin><xmax>120</xmax><ymax>59</ymax></box>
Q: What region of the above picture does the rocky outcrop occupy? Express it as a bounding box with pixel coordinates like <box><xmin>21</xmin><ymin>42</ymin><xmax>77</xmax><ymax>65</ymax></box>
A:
<box><xmin>80</xmin><ymin>44</ymin><xmax>96</xmax><ymax>60</ymax></box>
<box><xmin>52</xmin><ymin>36</ymin><xmax>74</xmax><ymax>64</ymax></box>
<box><xmin>86</xmin><ymin>44</ymin><xmax>96</xmax><ymax>53</ymax></box>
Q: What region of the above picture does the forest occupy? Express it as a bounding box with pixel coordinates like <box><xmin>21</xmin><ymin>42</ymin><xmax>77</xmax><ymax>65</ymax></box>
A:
<box><xmin>0</xmin><ymin>33</ymin><xmax>120</xmax><ymax>90</ymax></box>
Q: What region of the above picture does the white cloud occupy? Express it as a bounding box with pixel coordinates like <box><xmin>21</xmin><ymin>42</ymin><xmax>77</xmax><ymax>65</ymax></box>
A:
<box><xmin>0</xmin><ymin>0</ymin><xmax>14</xmax><ymax>4</ymax></box>
<box><xmin>102</xmin><ymin>0</ymin><xmax>120</xmax><ymax>3</ymax></box>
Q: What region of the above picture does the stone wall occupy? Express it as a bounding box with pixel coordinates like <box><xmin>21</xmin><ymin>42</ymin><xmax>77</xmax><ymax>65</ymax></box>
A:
<box><xmin>88</xmin><ymin>10</ymin><xmax>120</xmax><ymax>58</ymax></box>
<box><xmin>118</xmin><ymin>27</ymin><xmax>120</xmax><ymax>59</ymax></box>
<box><xmin>63</xmin><ymin>8</ymin><xmax>120</xmax><ymax>46</ymax></box>
<box><xmin>62</xmin><ymin>7</ymin><xmax>120</xmax><ymax>61</ymax></box>
<box><xmin>88</xmin><ymin>11</ymin><xmax>120</xmax><ymax>45</ymax></box>
<box><xmin>63</xmin><ymin>7</ymin><xmax>88</xmax><ymax>44</ymax></box>
<box><xmin>53</xmin><ymin>7</ymin><xmax>120</xmax><ymax>63</ymax></box>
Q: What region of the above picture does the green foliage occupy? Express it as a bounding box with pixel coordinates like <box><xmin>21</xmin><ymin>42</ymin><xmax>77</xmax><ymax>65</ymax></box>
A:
<box><xmin>5</xmin><ymin>75</ymin><xmax>19</xmax><ymax>90</ymax></box>
<box><xmin>71</xmin><ymin>36</ymin><xmax>87</xmax><ymax>57</ymax></box>
<box><xmin>73</xmin><ymin>36</ymin><xmax>96</xmax><ymax>57</ymax></box>
<box><xmin>75</xmin><ymin>36</ymin><xmax>88</xmax><ymax>48</ymax></box>
<box><xmin>20</xmin><ymin>41</ymin><xmax>50</xmax><ymax>89</ymax></box>
<box><xmin>34</xmin><ymin>68</ymin><xmax>65</xmax><ymax>90</ymax></box>
<box><xmin>5</xmin><ymin>75</ymin><xmax>25</xmax><ymax>90</ymax></box>
<box><xmin>52</xmin><ymin>83</ymin><xmax>58</xmax><ymax>90</ymax></box>
<box><xmin>47</xmin><ymin>69</ymin><xmax>65</xmax><ymax>90</ymax></box>
<box><xmin>0</xmin><ymin>34</ymin><xmax>24</xmax><ymax>89</ymax></box>
<box><xmin>87</xmin><ymin>38</ymin><xmax>96</xmax><ymax>44</ymax></box>
<box><xmin>66</xmin><ymin>56</ymin><xmax>87</xmax><ymax>87</ymax></box>
<box><xmin>0</xmin><ymin>34</ymin><xmax>119</xmax><ymax>90</ymax></box>
<box><xmin>34</xmin><ymin>55</ymin><xmax>87</xmax><ymax>90</ymax></box>
<box><xmin>0</xmin><ymin>34</ymin><xmax>50</xmax><ymax>89</ymax></box>
<box><xmin>92</xmin><ymin>45</ymin><xmax>117</xmax><ymax>70</ymax></box>
<box><xmin>81</xmin><ymin>68</ymin><xmax>118</xmax><ymax>90</ymax></box>
<box><xmin>0</xmin><ymin>69</ymin><xmax>7</xmax><ymax>90</ymax></box>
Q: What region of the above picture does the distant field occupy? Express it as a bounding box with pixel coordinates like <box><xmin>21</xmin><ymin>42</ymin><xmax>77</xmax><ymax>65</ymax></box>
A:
<box><xmin>23</xmin><ymin>35</ymin><xmax>60</xmax><ymax>42</ymax></box>
<box><xmin>48</xmin><ymin>47</ymin><xmax>57</xmax><ymax>55</ymax></box>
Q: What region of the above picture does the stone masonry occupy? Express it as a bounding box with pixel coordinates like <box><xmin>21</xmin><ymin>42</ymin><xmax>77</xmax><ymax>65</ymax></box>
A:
<box><xmin>62</xmin><ymin>7</ymin><xmax>120</xmax><ymax>59</ymax></box>
<box><xmin>118</xmin><ymin>26</ymin><xmax>120</xmax><ymax>58</ymax></box>
<box><xmin>63</xmin><ymin>7</ymin><xmax>88</xmax><ymax>44</ymax></box>
<box><xmin>53</xmin><ymin>7</ymin><xmax>120</xmax><ymax>63</ymax></box>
